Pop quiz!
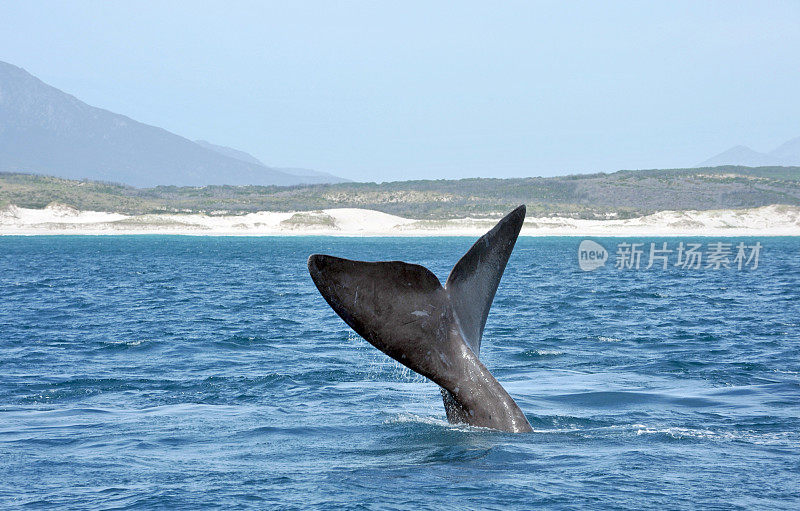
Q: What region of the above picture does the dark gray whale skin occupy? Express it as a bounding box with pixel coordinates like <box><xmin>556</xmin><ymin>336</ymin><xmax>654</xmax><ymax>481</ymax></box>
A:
<box><xmin>308</xmin><ymin>205</ymin><xmax>532</xmax><ymax>433</ymax></box>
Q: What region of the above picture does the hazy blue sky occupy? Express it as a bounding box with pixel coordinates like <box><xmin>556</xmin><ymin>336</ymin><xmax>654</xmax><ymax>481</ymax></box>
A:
<box><xmin>1</xmin><ymin>1</ymin><xmax>798</xmax><ymax>181</ymax></box>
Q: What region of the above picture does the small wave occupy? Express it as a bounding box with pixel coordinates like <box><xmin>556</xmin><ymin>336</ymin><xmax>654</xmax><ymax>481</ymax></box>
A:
<box><xmin>98</xmin><ymin>339</ymin><xmax>152</xmax><ymax>351</ymax></box>
<box><xmin>386</xmin><ymin>413</ymin><xmax>506</xmax><ymax>433</ymax></box>
<box><xmin>628</xmin><ymin>425</ymin><xmax>796</xmax><ymax>446</ymax></box>
<box><xmin>529</xmin><ymin>427</ymin><xmax>582</xmax><ymax>434</ymax></box>
<box><xmin>597</xmin><ymin>336</ymin><xmax>623</xmax><ymax>343</ymax></box>
<box><xmin>634</xmin><ymin>425</ymin><xmax>724</xmax><ymax>440</ymax></box>
<box><xmin>387</xmin><ymin>412</ymin><xmax>450</xmax><ymax>428</ymax></box>
<box><xmin>212</xmin><ymin>335</ymin><xmax>271</xmax><ymax>350</ymax></box>
<box><xmin>516</xmin><ymin>349</ymin><xmax>564</xmax><ymax>359</ymax></box>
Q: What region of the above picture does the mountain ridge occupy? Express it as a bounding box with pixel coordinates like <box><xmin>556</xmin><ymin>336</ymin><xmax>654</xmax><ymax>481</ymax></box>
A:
<box><xmin>194</xmin><ymin>140</ymin><xmax>349</xmax><ymax>184</ymax></box>
<box><xmin>0</xmin><ymin>60</ymin><xmax>344</xmax><ymax>187</ymax></box>
<box><xmin>698</xmin><ymin>137</ymin><xmax>800</xmax><ymax>167</ymax></box>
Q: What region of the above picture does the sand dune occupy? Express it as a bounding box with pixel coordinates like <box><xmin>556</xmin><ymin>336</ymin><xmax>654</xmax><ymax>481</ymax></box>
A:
<box><xmin>1</xmin><ymin>203</ymin><xmax>799</xmax><ymax>236</ymax></box>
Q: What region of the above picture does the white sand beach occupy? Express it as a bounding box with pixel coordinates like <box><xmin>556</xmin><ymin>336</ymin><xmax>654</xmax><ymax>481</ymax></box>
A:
<box><xmin>1</xmin><ymin>203</ymin><xmax>799</xmax><ymax>236</ymax></box>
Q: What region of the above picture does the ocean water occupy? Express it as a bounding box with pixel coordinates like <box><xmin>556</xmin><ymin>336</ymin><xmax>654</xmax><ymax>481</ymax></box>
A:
<box><xmin>0</xmin><ymin>236</ymin><xmax>798</xmax><ymax>510</ymax></box>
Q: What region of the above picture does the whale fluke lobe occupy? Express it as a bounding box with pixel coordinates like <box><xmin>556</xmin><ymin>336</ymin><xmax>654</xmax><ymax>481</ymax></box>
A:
<box><xmin>446</xmin><ymin>204</ymin><xmax>526</xmax><ymax>354</ymax></box>
<box><xmin>308</xmin><ymin>205</ymin><xmax>532</xmax><ymax>433</ymax></box>
<box><xmin>307</xmin><ymin>256</ymin><xmax>455</xmax><ymax>385</ymax></box>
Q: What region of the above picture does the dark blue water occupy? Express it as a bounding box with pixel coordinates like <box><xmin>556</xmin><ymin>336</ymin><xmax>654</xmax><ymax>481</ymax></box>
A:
<box><xmin>1</xmin><ymin>236</ymin><xmax>798</xmax><ymax>510</ymax></box>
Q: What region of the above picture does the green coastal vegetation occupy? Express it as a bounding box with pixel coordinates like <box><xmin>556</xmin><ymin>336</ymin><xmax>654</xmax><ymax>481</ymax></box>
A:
<box><xmin>2</xmin><ymin>165</ymin><xmax>800</xmax><ymax>220</ymax></box>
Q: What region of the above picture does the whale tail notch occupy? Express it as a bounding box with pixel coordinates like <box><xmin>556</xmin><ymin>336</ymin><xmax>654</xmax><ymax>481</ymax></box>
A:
<box><xmin>307</xmin><ymin>205</ymin><xmax>531</xmax><ymax>433</ymax></box>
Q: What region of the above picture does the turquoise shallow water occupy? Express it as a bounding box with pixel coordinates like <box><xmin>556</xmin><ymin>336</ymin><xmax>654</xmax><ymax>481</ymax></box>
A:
<box><xmin>0</xmin><ymin>236</ymin><xmax>798</xmax><ymax>510</ymax></box>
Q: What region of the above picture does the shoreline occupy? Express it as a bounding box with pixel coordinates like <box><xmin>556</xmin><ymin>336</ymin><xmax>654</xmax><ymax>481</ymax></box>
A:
<box><xmin>2</xmin><ymin>204</ymin><xmax>799</xmax><ymax>237</ymax></box>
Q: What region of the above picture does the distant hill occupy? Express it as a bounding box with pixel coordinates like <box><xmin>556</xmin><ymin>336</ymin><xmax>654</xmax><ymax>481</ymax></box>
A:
<box><xmin>195</xmin><ymin>140</ymin><xmax>349</xmax><ymax>184</ymax></box>
<box><xmin>272</xmin><ymin>167</ymin><xmax>351</xmax><ymax>184</ymax></box>
<box><xmin>3</xmin><ymin>165</ymin><xmax>799</xmax><ymax>219</ymax></box>
<box><xmin>770</xmin><ymin>137</ymin><xmax>800</xmax><ymax>163</ymax></box>
<box><xmin>698</xmin><ymin>137</ymin><xmax>800</xmax><ymax>167</ymax></box>
<box><xmin>194</xmin><ymin>140</ymin><xmax>265</xmax><ymax>166</ymax></box>
<box><xmin>0</xmin><ymin>60</ymin><xmax>345</xmax><ymax>187</ymax></box>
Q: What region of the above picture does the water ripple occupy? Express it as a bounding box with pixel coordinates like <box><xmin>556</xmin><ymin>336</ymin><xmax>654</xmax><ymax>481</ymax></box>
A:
<box><xmin>0</xmin><ymin>236</ymin><xmax>798</xmax><ymax>509</ymax></box>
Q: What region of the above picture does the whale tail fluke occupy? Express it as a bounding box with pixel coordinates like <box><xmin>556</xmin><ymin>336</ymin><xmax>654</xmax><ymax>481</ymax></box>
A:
<box><xmin>307</xmin><ymin>205</ymin><xmax>532</xmax><ymax>433</ymax></box>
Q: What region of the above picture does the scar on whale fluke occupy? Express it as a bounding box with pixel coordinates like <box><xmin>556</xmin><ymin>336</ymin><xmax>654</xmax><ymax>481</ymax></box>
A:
<box><xmin>308</xmin><ymin>205</ymin><xmax>532</xmax><ymax>433</ymax></box>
